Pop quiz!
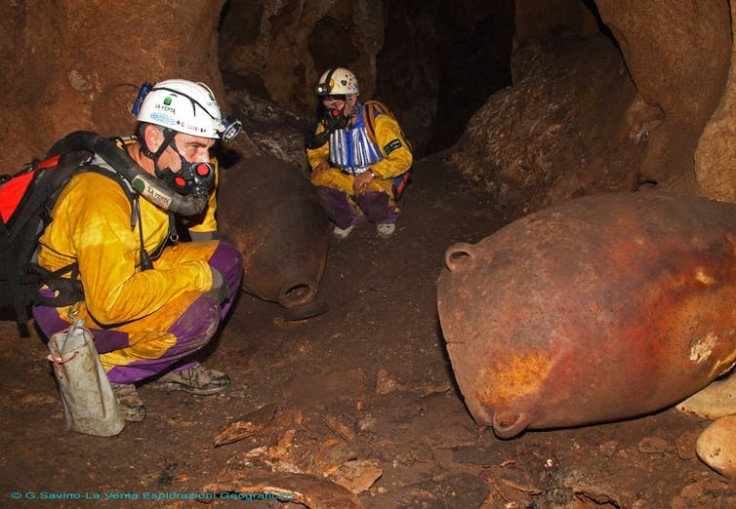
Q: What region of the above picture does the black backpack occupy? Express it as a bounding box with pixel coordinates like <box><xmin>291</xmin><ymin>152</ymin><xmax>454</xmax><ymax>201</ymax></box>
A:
<box><xmin>0</xmin><ymin>145</ymin><xmax>134</xmax><ymax>336</ymax></box>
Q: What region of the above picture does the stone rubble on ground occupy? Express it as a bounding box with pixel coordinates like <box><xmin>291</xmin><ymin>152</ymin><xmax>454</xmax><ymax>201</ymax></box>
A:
<box><xmin>676</xmin><ymin>370</ymin><xmax>736</xmax><ymax>479</ymax></box>
<box><xmin>696</xmin><ymin>415</ymin><xmax>736</xmax><ymax>480</ymax></box>
<box><xmin>676</xmin><ymin>371</ymin><xmax>736</xmax><ymax>419</ymax></box>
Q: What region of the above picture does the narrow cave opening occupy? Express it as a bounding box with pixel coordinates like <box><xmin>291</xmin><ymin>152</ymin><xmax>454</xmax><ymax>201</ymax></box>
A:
<box><xmin>375</xmin><ymin>0</ymin><xmax>515</xmax><ymax>157</ymax></box>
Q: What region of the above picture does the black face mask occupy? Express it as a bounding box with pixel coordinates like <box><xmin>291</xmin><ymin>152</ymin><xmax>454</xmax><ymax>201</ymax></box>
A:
<box><xmin>154</xmin><ymin>140</ymin><xmax>215</xmax><ymax>197</ymax></box>
<box><xmin>322</xmin><ymin>104</ymin><xmax>350</xmax><ymax>131</ymax></box>
<box><xmin>304</xmin><ymin>103</ymin><xmax>354</xmax><ymax>150</ymax></box>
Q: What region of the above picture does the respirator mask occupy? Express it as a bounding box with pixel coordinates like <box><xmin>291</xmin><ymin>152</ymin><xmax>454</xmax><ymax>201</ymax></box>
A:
<box><xmin>322</xmin><ymin>104</ymin><xmax>351</xmax><ymax>131</ymax></box>
<box><xmin>320</xmin><ymin>92</ymin><xmax>354</xmax><ymax>131</ymax></box>
<box><xmin>304</xmin><ymin>97</ymin><xmax>354</xmax><ymax>150</ymax></box>
<box><xmin>153</xmin><ymin>136</ymin><xmax>215</xmax><ymax>197</ymax></box>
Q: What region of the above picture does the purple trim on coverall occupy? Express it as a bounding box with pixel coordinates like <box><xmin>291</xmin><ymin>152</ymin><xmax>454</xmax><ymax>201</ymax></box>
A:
<box><xmin>33</xmin><ymin>241</ymin><xmax>244</xmax><ymax>385</ymax></box>
<box><xmin>104</xmin><ymin>296</ymin><xmax>221</xmax><ymax>383</ymax></box>
<box><xmin>353</xmin><ymin>191</ymin><xmax>401</xmax><ymax>224</ymax></box>
<box><xmin>33</xmin><ymin>300</ymin><xmax>132</xmax><ymax>354</ymax></box>
<box><xmin>105</xmin><ymin>241</ymin><xmax>244</xmax><ymax>384</ymax></box>
<box><xmin>314</xmin><ymin>186</ymin><xmax>362</xmax><ymax>229</ymax></box>
<box><xmin>315</xmin><ymin>187</ymin><xmax>401</xmax><ymax>228</ymax></box>
<box><xmin>209</xmin><ymin>241</ymin><xmax>243</xmax><ymax>319</ymax></box>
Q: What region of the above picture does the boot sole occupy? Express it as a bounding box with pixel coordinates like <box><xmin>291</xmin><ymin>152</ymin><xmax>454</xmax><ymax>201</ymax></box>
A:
<box><xmin>149</xmin><ymin>381</ymin><xmax>230</xmax><ymax>396</ymax></box>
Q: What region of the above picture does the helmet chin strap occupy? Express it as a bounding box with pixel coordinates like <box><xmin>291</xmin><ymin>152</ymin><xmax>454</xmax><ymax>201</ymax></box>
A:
<box><xmin>135</xmin><ymin>128</ymin><xmax>179</xmax><ymax>269</ymax></box>
<box><xmin>140</xmin><ymin>128</ymin><xmax>189</xmax><ymax>189</ymax></box>
<box><xmin>153</xmin><ymin>136</ymin><xmax>186</xmax><ymax>182</ymax></box>
<box><xmin>140</xmin><ymin>127</ymin><xmax>177</xmax><ymax>164</ymax></box>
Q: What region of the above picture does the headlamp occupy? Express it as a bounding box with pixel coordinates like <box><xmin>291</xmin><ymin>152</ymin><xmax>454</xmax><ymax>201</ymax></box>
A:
<box><xmin>218</xmin><ymin>116</ymin><xmax>242</xmax><ymax>142</ymax></box>
<box><xmin>315</xmin><ymin>68</ymin><xmax>336</xmax><ymax>96</ymax></box>
<box><xmin>131</xmin><ymin>81</ymin><xmax>153</xmax><ymax>115</ymax></box>
<box><xmin>315</xmin><ymin>83</ymin><xmax>331</xmax><ymax>95</ymax></box>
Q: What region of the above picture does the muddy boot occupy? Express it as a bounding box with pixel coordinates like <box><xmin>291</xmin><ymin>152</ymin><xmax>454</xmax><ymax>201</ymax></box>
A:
<box><xmin>110</xmin><ymin>383</ymin><xmax>146</xmax><ymax>423</ymax></box>
<box><xmin>150</xmin><ymin>363</ymin><xmax>231</xmax><ymax>396</ymax></box>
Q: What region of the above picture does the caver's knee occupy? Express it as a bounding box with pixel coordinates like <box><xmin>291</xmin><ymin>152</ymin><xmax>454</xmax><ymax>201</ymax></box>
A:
<box><xmin>210</xmin><ymin>240</ymin><xmax>243</xmax><ymax>282</ymax></box>
<box><xmin>353</xmin><ymin>190</ymin><xmax>401</xmax><ymax>224</ymax></box>
<box><xmin>176</xmin><ymin>296</ymin><xmax>222</xmax><ymax>351</ymax></box>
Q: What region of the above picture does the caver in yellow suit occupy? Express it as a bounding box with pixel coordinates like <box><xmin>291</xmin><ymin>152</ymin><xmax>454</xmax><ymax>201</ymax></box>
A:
<box><xmin>307</xmin><ymin>104</ymin><xmax>413</xmax><ymax>227</ymax></box>
<box><xmin>32</xmin><ymin>165</ymin><xmax>242</xmax><ymax>384</ymax></box>
<box><xmin>31</xmin><ymin>80</ymin><xmax>244</xmax><ymax>390</ymax></box>
<box><xmin>306</xmin><ymin>68</ymin><xmax>412</xmax><ymax>235</ymax></box>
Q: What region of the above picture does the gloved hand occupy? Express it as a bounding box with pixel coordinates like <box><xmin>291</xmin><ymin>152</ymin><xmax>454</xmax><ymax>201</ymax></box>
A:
<box><xmin>208</xmin><ymin>267</ymin><xmax>230</xmax><ymax>304</ymax></box>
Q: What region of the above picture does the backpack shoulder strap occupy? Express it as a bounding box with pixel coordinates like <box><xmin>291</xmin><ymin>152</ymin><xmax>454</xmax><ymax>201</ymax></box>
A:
<box><xmin>363</xmin><ymin>100</ymin><xmax>387</xmax><ymax>147</ymax></box>
<box><xmin>81</xmin><ymin>158</ymin><xmax>138</xmax><ymax>230</ymax></box>
<box><xmin>362</xmin><ymin>100</ymin><xmax>413</xmax><ymax>154</ymax></box>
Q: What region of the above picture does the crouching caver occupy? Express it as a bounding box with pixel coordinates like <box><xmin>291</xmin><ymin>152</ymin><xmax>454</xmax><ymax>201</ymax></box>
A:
<box><xmin>306</xmin><ymin>68</ymin><xmax>413</xmax><ymax>240</ymax></box>
<box><xmin>32</xmin><ymin>79</ymin><xmax>244</xmax><ymax>423</ymax></box>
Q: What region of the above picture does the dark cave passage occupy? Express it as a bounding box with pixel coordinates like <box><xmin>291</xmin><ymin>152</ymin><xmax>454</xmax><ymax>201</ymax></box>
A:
<box><xmin>218</xmin><ymin>0</ymin><xmax>516</xmax><ymax>158</ymax></box>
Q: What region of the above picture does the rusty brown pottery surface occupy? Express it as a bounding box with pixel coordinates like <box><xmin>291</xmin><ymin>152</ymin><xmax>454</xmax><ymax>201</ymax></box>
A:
<box><xmin>437</xmin><ymin>192</ymin><xmax>736</xmax><ymax>438</ymax></box>
<box><xmin>218</xmin><ymin>156</ymin><xmax>330</xmax><ymax>311</ymax></box>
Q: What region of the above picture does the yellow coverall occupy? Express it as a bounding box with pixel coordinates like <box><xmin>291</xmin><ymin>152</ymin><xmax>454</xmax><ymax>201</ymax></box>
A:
<box><xmin>307</xmin><ymin>104</ymin><xmax>413</xmax><ymax>229</ymax></box>
<box><xmin>32</xmin><ymin>163</ymin><xmax>243</xmax><ymax>384</ymax></box>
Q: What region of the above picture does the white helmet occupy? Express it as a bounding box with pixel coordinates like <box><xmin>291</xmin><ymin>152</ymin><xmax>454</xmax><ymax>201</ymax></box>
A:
<box><xmin>315</xmin><ymin>68</ymin><xmax>359</xmax><ymax>96</ymax></box>
<box><xmin>134</xmin><ymin>79</ymin><xmax>241</xmax><ymax>141</ymax></box>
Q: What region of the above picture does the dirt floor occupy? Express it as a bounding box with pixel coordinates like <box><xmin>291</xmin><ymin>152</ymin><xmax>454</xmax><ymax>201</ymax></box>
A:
<box><xmin>1</xmin><ymin>154</ymin><xmax>735</xmax><ymax>508</ymax></box>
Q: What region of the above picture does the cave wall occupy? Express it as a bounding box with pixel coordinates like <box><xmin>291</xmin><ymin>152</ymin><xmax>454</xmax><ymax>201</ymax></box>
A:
<box><xmin>2</xmin><ymin>0</ymin><xmax>736</xmax><ymax>211</ymax></box>
<box><xmin>0</xmin><ymin>0</ymin><xmax>254</xmax><ymax>174</ymax></box>
<box><xmin>375</xmin><ymin>0</ymin><xmax>514</xmax><ymax>155</ymax></box>
<box><xmin>449</xmin><ymin>0</ymin><xmax>735</xmax><ymax>214</ymax></box>
<box><xmin>450</xmin><ymin>32</ymin><xmax>644</xmax><ymax>216</ymax></box>
<box><xmin>695</xmin><ymin>2</ymin><xmax>736</xmax><ymax>202</ymax></box>
<box><xmin>514</xmin><ymin>0</ymin><xmax>600</xmax><ymax>40</ymax></box>
<box><xmin>0</xmin><ymin>0</ymin><xmax>513</xmax><ymax>177</ymax></box>
<box><xmin>218</xmin><ymin>0</ymin><xmax>383</xmax><ymax>116</ymax></box>
<box><xmin>596</xmin><ymin>0</ymin><xmax>732</xmax><ymax>191</ymax></box>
